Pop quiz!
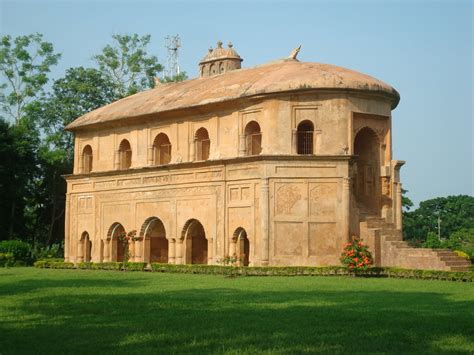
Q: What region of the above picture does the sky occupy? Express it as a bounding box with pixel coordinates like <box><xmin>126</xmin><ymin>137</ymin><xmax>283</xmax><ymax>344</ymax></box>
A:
<box><xmin>0</xmin><ymin>0</ymin><xmax>472</xmax><ymax>206</ymax></box>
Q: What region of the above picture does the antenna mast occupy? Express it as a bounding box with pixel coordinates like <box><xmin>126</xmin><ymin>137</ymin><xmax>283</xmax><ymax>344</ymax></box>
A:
<box><xmin>164</xmin><ymin>34</ymin><xmax>181</xmax><ymax>78</ymax></box>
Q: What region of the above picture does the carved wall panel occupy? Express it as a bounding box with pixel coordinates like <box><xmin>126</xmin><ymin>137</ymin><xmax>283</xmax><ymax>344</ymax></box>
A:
<box><xmin>275</xmin><ymin>183</ymin><xmax>304</xmax><ymax>216</ymax></box>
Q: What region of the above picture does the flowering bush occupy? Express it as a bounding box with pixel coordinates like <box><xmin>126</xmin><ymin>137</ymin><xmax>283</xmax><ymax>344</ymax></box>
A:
<box><xmin>340</xmin><ymin>238</ymin><xmax>373</xmax><ymax>271</ymax></box>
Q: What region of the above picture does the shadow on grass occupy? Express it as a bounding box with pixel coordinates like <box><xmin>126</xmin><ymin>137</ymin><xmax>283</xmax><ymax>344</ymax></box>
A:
<box><xmin>1</xmin><ymin>277</ymin><xmax>473</xmax><ymax>354</ymax></box>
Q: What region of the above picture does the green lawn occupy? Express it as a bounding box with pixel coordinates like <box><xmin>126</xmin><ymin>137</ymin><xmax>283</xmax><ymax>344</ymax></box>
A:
<box><xmin>1</xmin><ymin>268</ymin><xmax>473</xmax><ymax>354</ymax></box>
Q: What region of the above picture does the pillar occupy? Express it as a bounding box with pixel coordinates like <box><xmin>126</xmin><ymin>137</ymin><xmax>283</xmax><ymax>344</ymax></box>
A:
<box><xmin>342</xmin><ymin>177</ymin><xmax>351</xmax><ymax>242</ymax></box>
<box><xmin>207</xmin><ymin>238</ymin><xmax>213</xmax><ymax>264</ymax></box>
<box><xmin>291</xmin><ymin>129</ymin><xmax>297</xmax><ymax>154</ymax></box>
<box><xmin>229</xmin><ymin>239</ymin><xmax>237</xmax><ymax>257</ymax></box>
<box><xmin>134</xmin><ymin>240</ymin><xmax>142</xmax><ymax>261</ymax></box>
<box><xmin>315</xmin><ymin>129</ymin><xmax>322</xmax><ymax>154</ymax></box>
<box><xmin>104</xmin><ymin>239</ymin><xmax>110</xmax><ymax>262</ymax></box>
<box><xmin>77</xmin><ymin>240</ymin><xmax>84</xmax><ymax>262</ymax></box>
<box><xmin>175</xmin><ymin>239</ymin><xmax>183</xmax><ymax>264</ymax></box>
<box><xmin>144</xmin><ymin>238</ymin><xmax>151</xmax><ymax>264</ymax></box>
<box><xmin>129</xmin><ymin>240</ymin><xmax>135</xmax><ymax>262</ymax></box>
<box><xmin>114</xmin><ymin>150</ymin><xmax>120</xmax><ymax>170</ymax></box>
<box><xmin>147</xmin><ymin>145</ymin><xmax>154</xmax><ymax>166</ymax></box>
<box><xmin>238</xmin><ymin>134</ymin><xmax>246</xmax><ymax>156</ymax></box>
<box><xmin>260</xmin><ymin>178</ymin><xmax>270</xmax><ymax>265</ymax></box>
<box><xmin>189</xmin><ymin>139</ymin><xmax>195</xmax><ymax>161</ymax></box>
<box><xmin>64</xmin><ymin>194</ymin><xmax>70</xmax><ymax>262</ymax></box>
<box><xmin>78</xmin><ymin>156</ymin><xmax>84</xmax><ymax>174</ymax></box>
<box><xmin>168</xmin><ymin>239</ymin><xmax>176</xmax><ymax>264</ymax></box>
<box><xmin>396</xmin><ymin>182</ymin><xmax>403</xmax><ymax>231</ymax></box>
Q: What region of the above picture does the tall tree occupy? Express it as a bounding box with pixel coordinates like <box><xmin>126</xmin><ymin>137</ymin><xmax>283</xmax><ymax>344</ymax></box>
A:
<box><xmin>93</xmin><ymin>34</ymin><xmax>163</xmax><ymax>99</ymax></box>
<box><xmin>0</xmin><ymin>33</ymin><xmax>61</xmax><ymax>123</ymax></box>
<box><xmin>29</xmin><ymin>67</ymin><xmax>117</xmax><ymax>245</ymax></box>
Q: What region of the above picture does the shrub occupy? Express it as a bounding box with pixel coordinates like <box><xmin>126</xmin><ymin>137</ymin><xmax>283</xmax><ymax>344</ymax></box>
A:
<box><xmin>0</xmin><ymin>240</ymin><xmax>32</xmax><ymax>265</ymax></box>
<box><xmin>32</xmin><ymin>243</ymin><xmax>63</xmax><ymax>260</ymax></box>
<box><xmin>123</xmin><ymin>262</ymin><xmax>147</xmax><ymax>271</ymax></box>
<box><xmin>0</xmin><ymin>252</ymin><xmax>14</xmax><ymax>267</ymax></box>
<box><xmin>340</xmin><ymin>238</ymin><xmax>373</xmax><ymax>271</ymax></box>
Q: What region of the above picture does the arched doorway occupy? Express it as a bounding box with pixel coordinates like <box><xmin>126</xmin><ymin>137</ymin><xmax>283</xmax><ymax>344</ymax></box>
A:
<box><xmin>152</xmin><ymin>133</ymin><xmax>172</xmax><ymax>165</ymax></box>
<box><xmin>195</xmin><ymin>128</ymin><xmax>210</xmax><ymax>161</ymax></box>
<box><xmin>182</xmin><ymin>219</ymin><xmax>207</xmax><ymax>264</ymax></box>
<box><xmin>82</xmin><ymin>232</ymin><xmax>92</xmax><ymax>262</ymax></box>
<box><xmin>233</xmin><ymin>227</ymin><xmax>250</xmax><ymax>266</ymax></box>
<box><xmin>108</xmin><ymin>223</ymin><xmax>125</xmax><ymax>262</ymax></box>
<box><xmin>141</xmin><ymin>217</ymin><xmax>168</xmax><ymax>263</ymax></box>
<box><xmin>354</xmin><ymin>127</ymin><xmax>381</xmax><ymax>215</ymax></box>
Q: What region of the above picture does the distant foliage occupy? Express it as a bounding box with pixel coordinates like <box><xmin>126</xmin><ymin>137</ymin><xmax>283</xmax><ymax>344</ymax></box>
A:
<box><xmin>0</xmin><ymin>240</ymin><xmax>32</xmax><ymax>265</ymax></box>
<box><xmin>161</xmin><ymin>71</ymin><xmax>188</xmax><ymax>83</ymax></box>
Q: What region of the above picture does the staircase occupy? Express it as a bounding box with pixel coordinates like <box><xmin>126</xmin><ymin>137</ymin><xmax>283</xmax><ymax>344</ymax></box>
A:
<box><xmin>359</xmin><ymin>216</ymin><xmax>471</xmax><ymax>272</ymax></box>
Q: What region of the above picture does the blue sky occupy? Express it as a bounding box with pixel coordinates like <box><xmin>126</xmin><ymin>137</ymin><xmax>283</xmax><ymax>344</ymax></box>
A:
<box><xmin>0</xmin><ymin>0</ymin><xmax>472</xmax><ymax>206</ymax></box>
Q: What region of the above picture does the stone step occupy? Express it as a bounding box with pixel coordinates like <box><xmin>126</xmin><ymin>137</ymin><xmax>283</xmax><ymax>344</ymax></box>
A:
<box><xmin>390</xmin><ymin>241</ymin><xmax>410</xmax><ymax>248</ymax></box>
<box><xmin>383</xmin><ymin>236</ymin><xmax>403</xmax><ymax>242</ymax></box>
<box><xmin>443</xmin><ymin>260</ymin><xmax>472</xmax><ymax>267</ymax></box>
<box><xmin>448</xmin><ymin>266</ymin><xmax>471</xmax><ymax>272</ymax></box>
<box><xmin>439</xmin><ymin>255</ymin><xmax>467</xmax><ymax>262</ymax></box>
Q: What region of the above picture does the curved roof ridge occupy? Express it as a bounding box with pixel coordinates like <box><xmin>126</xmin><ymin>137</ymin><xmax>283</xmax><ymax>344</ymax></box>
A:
<box><xmin>66</xmin><ymin>59</ymin><xmax>399</xmax><ymax>131</ymax></box>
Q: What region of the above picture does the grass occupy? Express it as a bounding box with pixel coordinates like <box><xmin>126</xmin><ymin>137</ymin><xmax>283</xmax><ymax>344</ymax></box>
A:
<box><xmin>1</xmin><ymin>268</ymin><xmax>473</xmax><ymax>354</ymax></box>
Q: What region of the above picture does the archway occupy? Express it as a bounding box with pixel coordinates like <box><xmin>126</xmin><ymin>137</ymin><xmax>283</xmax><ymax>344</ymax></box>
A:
<box><xmin>153</xmin><ymin>133</ymin><xmax>171</xmax><ymax>165</ymax></box>
<box><xmin>354</xmin><ymin>127</ymin><xmax>381</xmax><ymax>214</ymax></box>
<box><xmin>108</xmin><ymin>222</ymin><xmax>125</xmax><ymax>262</ymax></box>
<box><xmin>195</xmin><ymin>128</ymin><xmax>210</xmax><ymax>161</ymax></box>
<box><xmin>233</xmin><ymin>227</ymin><xmax>250</xmax><ymax>266</ymax></box>
<box><xmin>244</xmin><ymin>121</ymin><xmax>262</xmax><ymax>156</ymax></box>
<box><xmin>118</xmin><ymin>139</ymin><xmax>132</xmax><ymax>169</ymax></box>
<box><xmin>297</xmin><ymin>120</ymin><xmax>314</xmax><ymax>154</ymax></box>
<box><xmin>141</xmin><ymin>217</ymin><xmax>168</xmax><ymax>263</ymax></box>
<box><xmin>182</xmin><ymin>219</ymin><xmax>207</xmax><ymax>264</ymax></box>
<box><xmin>82</xmin><ymin>232</ymin><xmax>92</xmax><ymax>262</ymax></box>
<box><xmin>82</xmin><ymin>145</ymin><xmax>93</xmax><ymax>173</ymax></box>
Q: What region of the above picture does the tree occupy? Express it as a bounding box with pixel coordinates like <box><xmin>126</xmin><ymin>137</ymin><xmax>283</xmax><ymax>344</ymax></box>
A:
<box><xmin>93</xmin><ymin>34</ymin><xmax>163</xmax><ymax>99</ymax></box>
<box><xmin>0</xmin><ymin>117</ymin><xmax>39</xmax><ymax>241</ymax></box>
<box><xmin>0</xmin><ymin>33</ymin><xmax>61</xmax><ymax>123</ymax></box>
<box><xmin>28</xmin><ymin>67</ymin><xmax>118</xmax><ymax>245</ymax></box>
<box><xmin>403</xmin><ymin>195</ymin><xmax>474</xmax><ymax>243</ymax></box>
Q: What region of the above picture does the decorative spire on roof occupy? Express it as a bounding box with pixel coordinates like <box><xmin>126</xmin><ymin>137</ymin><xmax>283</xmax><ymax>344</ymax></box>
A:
<box><xmin>288</xmin><ymin>45</ymin><xmax>302</xmax><ymax>60</ymax></box>
<box><xmin>199</xmin><ymin>40</ymin><xmax>243</xmax><ymax>78</ymax></box>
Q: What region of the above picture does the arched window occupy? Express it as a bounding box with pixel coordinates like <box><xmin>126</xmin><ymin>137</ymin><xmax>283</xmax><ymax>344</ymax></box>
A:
<box><xmin>297</xmin><ymin>120</ymin><xmax>314</xmax><ymax>154</ymax></box>
<box><xmin>118</xmin><ymin>139</ymin><xmax>132</xmax><ymax>170</ymax></box>
<box><xmin>153</xmin><ymin>133</ymin><xmax>171</xmax><ymax>165</ymax></box>
<box><xmin>195</xmin><ymin>128</ymin><xmax>210</xmax><ymax>161</ymax></box>
<box><xmin>82</xmin><ymin>145</ymin><xmax>93</xmax><ymax>173</ymax></box>
<box><xmin>244</xmin><ymin>121</ymin><xmax>262</xmax><ymax>156</ymax></box>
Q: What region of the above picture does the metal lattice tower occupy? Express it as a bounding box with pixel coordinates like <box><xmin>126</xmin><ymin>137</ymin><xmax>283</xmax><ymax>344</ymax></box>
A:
<box><xmin>164</xmin><ymin>35</ymin><xmax>181</xmax><ymax>78</ymax></box>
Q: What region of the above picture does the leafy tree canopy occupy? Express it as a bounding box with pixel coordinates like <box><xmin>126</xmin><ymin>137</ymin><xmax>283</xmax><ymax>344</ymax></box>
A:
<box><xmin>0</xmin><ymin>33</ymin><xmax>61</xmax><ymax>123</ymax></box>
<box><xmin>93</xmin><ymin>34</ymin><xmax>163</xmax><ymax>98</ymax></box>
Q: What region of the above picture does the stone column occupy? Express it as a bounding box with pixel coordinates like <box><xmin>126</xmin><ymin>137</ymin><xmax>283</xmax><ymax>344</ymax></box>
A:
<box><xmin>134</xmin><ymin>240</ymin><xmax>142</xmax><ymax>262</ymax></box>
<box><xmin>207</xmin><ymin>239</ymin><xmax>213</xmax><ymax>264</ymax></box>
<box><xmin>147</xmin><ymin>145</ymin><xmax>154</xmax><ymax>166</ymax></box>
<box><xmin>396</xmin><ymin>182</ymin><xmax>403</xmax><ymax>232</ymax></box>
<box><xmin>78</xmin><ymin>157</ymin><xmax>84</xmax><ymax>174</ymax></box>
<box><xmin>175</xmin><ymin>239</ymin><xmax>183</xmax><ymax>264</ymax></box>
<box><xmin>291</xmin><ymin>129</ymin><xmax>297</xmax><ymax>154</ymax></box>
<box><xmin>168</xmin><ymin>239</ymin><xmax>176</xmax><ymax>264</ymax></box>
<box><xmin>342</xmin><ymin>177</ymin><xmax>351</xmax><ymax>242</ymax></box>
<box><xmin>114</xmin><ymin>150</ymin><xmax>120</xmax><ymax>170</ymax></box>
<box><xmin>129</xmin><ymin>240</ymin><xmax>135</xmax><ymax>262</ymax></box>
<box><xmin>104</xmin><ymin>239</ymin><xmax>110</xmax><ymax>262</ymax></box>
<box><xmin>260</xmin><ymin>178</ymin><xmax>270</xmax><ymax>266</ymax></box>
<box><xmin>238</xmin><ymin>134</ymin><xmax>246</xmax><ymax>156</ymax></box>
<box><xmin>189</xmin><ymin>139</ymin><xmax>195</xmax><ymax>161</ymax></box>
<box><xmin>315</xmin><ymin>129</ymin><xmax>322</xmax><ymax>154</ymax></box>
<box><xmin>144</xmin><ymin>238</ymin><xmax>151</xmax><ymax>264</ymax></box>
<box><xmin>64</xmin><ymin>194</ymin><xmax>70</xmax><ymax>262</ymax></box>
<box><xmin>77</xmin><ymin>241</ymin><xmax>84</xmax><ymax>262</ymax></box>
<box><xmin>229</xmin><ymin>239</ymin><xmax>237</xmax><ymax>257</ymax></box>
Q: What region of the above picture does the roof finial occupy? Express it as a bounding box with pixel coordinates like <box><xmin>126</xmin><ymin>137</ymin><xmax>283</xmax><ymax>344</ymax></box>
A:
<box><xmin>217</xmin><ymin>40</ymin><xmax>223</xmax><ymax>48</ymax></box>
<box><xmin>288</xmin><ymin>45</ymin><xmax>302</xmax><ymax>60</ymax></box>
<box><xmin>228</xmin><ymin>42</ymin><xmax>233</xmax><ymax>48</ymax></box>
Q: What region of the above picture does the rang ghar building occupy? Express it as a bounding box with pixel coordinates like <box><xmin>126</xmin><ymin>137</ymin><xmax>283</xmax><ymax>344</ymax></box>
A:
<box><xmin>64</xmin><ymin>42</ymin><xmax>470</xmax><ymax>271</ymax></box>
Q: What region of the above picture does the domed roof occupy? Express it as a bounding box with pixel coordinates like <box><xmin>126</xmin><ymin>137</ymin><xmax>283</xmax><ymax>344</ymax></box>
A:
<box><xmin>200</xmin><ymin>41</ymin><xmax>242</xmax><ymax>63</ymax></box>
<box><xmin>66</xmin><ymin>58</ymin><xmax>400</xmax><ymax>131</ymax></box>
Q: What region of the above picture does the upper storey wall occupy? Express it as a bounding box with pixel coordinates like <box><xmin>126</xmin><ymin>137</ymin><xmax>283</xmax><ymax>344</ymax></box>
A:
<box><xmin>73</xmin><ymin>92</ymin><xmax>393</xmax><ymax>175</ymax></box>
